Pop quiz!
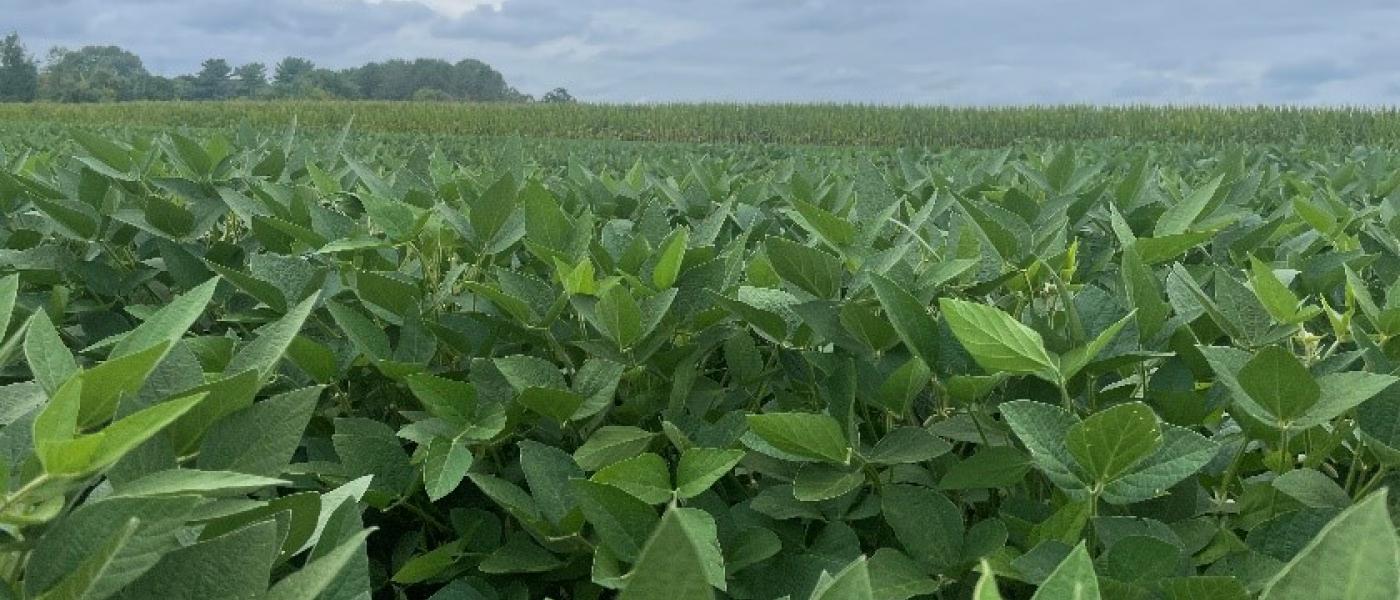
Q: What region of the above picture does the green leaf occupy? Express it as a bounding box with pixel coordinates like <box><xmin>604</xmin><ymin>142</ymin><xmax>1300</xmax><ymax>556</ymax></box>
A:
<box><xmin>810</xmin><ymin>556</ymin><xmax>874</xmax><ymax>600</ymax></box>
<box><xmin>1031</xmin><ymin>542</ymin><xmax>1100</xmax><ymax>600</ymax></box>
<box><xmin>1249</xmin><ymin>257</ymin><xmax>1315</xmax><ymax>324</ymax></box>
<box><xmin>1238</xmin><ymin>346</ymin><xmax>1319</xmax><ymax>426</ymax></box>
<box><xmin>225</xmin><ymin>293</ymin><xmax>319</xmax><ymax>381</ymax></box>
<box><xmin>595</xmin><ymin>283</ymin><xmax>644</xmax><ymax>349</ymax></box>
<box><xmin>36</xmin><ymin>384</ymin><xmax>204</xmax><ymax>476</ymax></box>
<box><xmin>517</xmin><ymin>387</ymin><xmax>586</xmax><ymax>423</ymax></box>
<box><xmin>111</xmin><ymin>276</ymin><xmax>218</xmax><ymax>359</ymax></box>
<box><xmin>334</xmin><ymin>418</ymin><xmax>414</xmax><ymax>498</ymax></box>
<box><xmin>789</xmin><ymin>198</ymin><xmax>856</xmax><ymax>248</ymax></box>
<box><xmin>25</xmin><ymin>495</ymin><xmax>199</xmax><ymax>599</ymax></box>
<box><xmin>675</xmin><ymin>448</ymin><xmax>745</xmax><ymax>499</ymax></box>
<box><xmin>32</xmin><ymin>519</ymin><xmax>141</xmax><ymax>600</ymax></box>
<box><xmin>653</xmin><ymin>226</ymin><xmax>689</xmax><ymax>289</ymax></box>
<box><xmin>870</xmin><ymin>273</ymin><xmax>940</xmax><ymax>370</ymax></box>
<box><xmin>520</xmin><ymin>439</ymin><xmax>585</xmax><ymax>527</ymax></box>
<box><xmin>84</xmin><ymin>393</ymin><xmax>205</xmax><ymax>474</ymax></box>
<box><xmin>940</xmin><ymin>446</ymin><xmax>1033</xmax><ymax>490</ymax></box>
<box><xmin>746</xmin><ymin>412</ymin><xmax>850</xmax><ymax>464</ymax></box>
<box><xmin>391</xmin><ymin>540</ymin><xmax>462</xmax><ymax>584</ymax></box>
<box><xmin>1100</xmin><ymin>425</ymin><xmax>1220</xmax><ymax>505</ymax></box>
<box><xmin>939</xmin><ymin>298</ymin><xmax>1057</xmax><ymax>379</ymax></box>
<box><xmin>869</xmin><ymin>549</ymin><xmax>940</xmax><ymax>600</ymax></box>
<box><xmin>592</xmin><ymin>453</ymin><xmax>672</xmax><ymax>504</ymax></box>
<box><xmin>874</xmin><ymin>356</ymin><xmax>931</xmax><ymax>416</ymax></box>
<box><xmin>1000</xmin><ymin>400</ymin><xmax>1085</xmax><ymax>492</ymax></box>
<box><xmin>205</xmin><ymin>261</ymin><xmax>288</xmax><ymax>313</ymax></box>
<box><xmin>574</xmin><ymin>426</ymin><xmax>656</xmax><ymax>471</ymax></box>
<box><xmin>198</xmin><ymin>386</ymin><xmax>321</xmax><ymax>477</ymax></box>
<box><xmin>111</xmin><ymin>469</ymin><xmax>287</xmax><ymax>497</ymax></box>
<box><xmin>1059</xmin><ymin>311</ymin><xmax>1136</xmax><ymax>379</ymax></box>
<box><xmin>77</xmin><ymin>341</ymin><xmax>170</xmax><ymax>427</ymax></box>
<box><xmin>572</xmin><ymin>479</ymin><xmax>658</xmax><ymax>562</ymax></box>
<box><xmin>619</xmin><ymin>507</ymin><xmax>716</xmax><ymax>600</ymax></box>
<box><xmin>1155</xmin><ymin>174</ymin><xmax>1223</xmax><ymax>237</ymax></box>
<box><xmin>1297</xmin><ymin>372</ymin><xmax>1399</xmax><ymax>429</ymax></box>
<box><xmin>1121</xmin><ymin>247</ymin><xmax>1169</xmax><ymax>340</ymax></box>
<box><xmin>882</xmin><ymin>485</ymin><xmax>963</xmax><ymax>572</ymax></box>
<box><xmin>974</xmin><ymin>561</ymin><xmax>1004</xmax><ymax>600</ymax></box>
<box><xmin>1260</xmin><ymin>491</ymin><xmax>1400</xmax><ymax>600</ymax></box>
<box><xmin>1065</xmin><ymin>402</ymin><xmax>1162</xmax><ymax>486</ymax></box>
<box><xmin>793</xmin><ymin>463</ymin><xmax>866</xmax><ymax>501</ymax></box>
<box><xmin>326</xmin><ymin>299</ymin><xmax>391</xmax><ymax>362</ymax></box>
<box><xmin>478</xmin><ymin>534</ymin><xmax>564</xmax><ymax>574</ymax></box>
<box><xmin>1271</xmin><ymin>469</ymin><xmax>1350</xmax><ymax>509</ymax></box>
<box><xmin>404</xmin><ymin>373</ymin><xmax>474</xmax><ymax>423</ymax></box>
<box><xmin>423</xmin><ymin>436</ymin><xmax>474</xmax><ymax>501</ymax></box>
<box><xmin>25</xmin><ymin>311</ymin><xmax>77</xmax><ymax>397</ymax></box>
<box><xmin>0</xmin><ymin>273</ymin><xmax>19</xmax><ymax>336</ymax></box>
<box><xmin>113</xmin><ymin>520</ymin><xmax>278</xmax><ymax>600</ymax></box>
<box><xmin>865</xmin><ymin>427</ymin><xmax>952</xmax><ymax>465</ymax></box>
<box><xmin>265</xmin><ymin>529</ymin><xmax>374</xmax><ymax>600</ymax></box>
<box><xmin>766</xmin><ymin>237</ymin><xmax>843</xmax><ymax>299</ymax></box>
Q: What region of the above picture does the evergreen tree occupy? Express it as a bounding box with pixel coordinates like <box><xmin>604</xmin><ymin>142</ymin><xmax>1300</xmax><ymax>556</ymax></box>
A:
<box><xmin>0</xmin><ymin>33</ymin><xmax>39</xmax><ymax>102</ymax></box>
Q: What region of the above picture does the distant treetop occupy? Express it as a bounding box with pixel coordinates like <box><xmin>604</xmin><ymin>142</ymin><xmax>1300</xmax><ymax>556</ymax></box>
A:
<box><xmin>0</xmin><ymin>32</ymin><xmax>564</xmax><ymax>103</ymax></box>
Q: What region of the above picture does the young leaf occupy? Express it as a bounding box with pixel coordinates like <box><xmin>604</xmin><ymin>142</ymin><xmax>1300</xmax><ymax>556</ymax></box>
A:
<box><xmin>198</xmin><ymin>386</ymin><xmax>321</xmax><ymax>477</ymax></box>
<box><xmin>572</xmin><ymin>479</ymin><xmax>658</xmax><ymax>562</ymax></box>
<box><xmin>766</xmin><ymin>237</ymin><xmax>843</xmax><ymax>299</ymax></box>
<box><xmin>1031</xmin><ymin>542</ymin><xmax>1100</xmax><ymax>600</ymax></box>
<box><xmin>25</xmin><ymin>311</ymin><xmax>77</xmax><ymax>397</ymax></box>
<box><xmin>675</xmin><ymin>448</ymin><xmax>745</xmax><ymax>499</ymax></box>
<box><xmin>882</xmin><ymin>485</ymin><xmax>964</xmax><ymax>572</ymax></box>
<box><xmin>870</xmin><ymin>273</ymin><xmax>940</xmax><ymax>370</ymax></box>
<box><xmin>592</xmin><ymin>453</ymin><xmax>672</xmax><ymax>504</ymax></box>
<box><xmin>1260</xmin><ymin>491</ymin><xmax>1399</xmax><ymax>600</ymax></box>
<box><xmin>619</xmin><ymin>507</ymin><xmax>716</xmax><ymax>600</ymax></box>
<box><xmin>810</xmin><ymin>556</ymin><xmax>874</xmax><ymax>600</ymax></box>
<box><xmin>595</xmin><ymin>283</ymin><xmax>644</xmax><ymax>349</ymax></box>
<box><xmin>111</xmin><ymin>276</ymin><xmax>219</xmax><ymax>359</ymax></box>
<box><xmin>746</xmin><ymin>412</ymin><xmax>850</xmax><ymax>464</ymax></box>
<box><xmin>653</xmin><ymin>226</ymin><xmax>690</xmax><ymax>289</ymax></box>
<box><xmin>264</xmin><ymin>529</ymin><xmax>374</xmax><ymax>600</ymax></box>
<box><xmin>32</xmin><ymin>519</ymin><xmax>142</xmax><ymax>600</ymax></box>
<box><xmin>1065</xmin><ymin>402</ymin><xmax>1162</xmax><ymax>486</ymax></box>
<box><xmin>224</xmin><ymin>293</ymin><xmax>320</xmax><ymax>381</ymax></box>
<box><xmin>1238</xmin><ymin>346</ymin><xmax>1319</xmax><ymax>426</ymax></box>
<box><xmin>423</xmin><ymin>436</ymin><xmax>474</xmax><ymax>501</ymax></box>
<box><xmin>939</xmin><ymin>298</ymin><xmax>1057</xmax><ymax>379</ymax></box>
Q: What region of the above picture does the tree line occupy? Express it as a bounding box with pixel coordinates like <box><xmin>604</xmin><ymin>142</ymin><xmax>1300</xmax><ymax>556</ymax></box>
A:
<box><xmin>0</xmin><ymin>33</ymin><xmax>574</xmax><ymax>104</ymax></box>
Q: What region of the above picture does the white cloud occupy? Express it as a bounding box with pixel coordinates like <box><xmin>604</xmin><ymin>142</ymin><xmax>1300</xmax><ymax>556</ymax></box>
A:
<box><xmin>361</xmin><ymin>0</ymin><xmax>503</xmax><ymax>19</ymax></box>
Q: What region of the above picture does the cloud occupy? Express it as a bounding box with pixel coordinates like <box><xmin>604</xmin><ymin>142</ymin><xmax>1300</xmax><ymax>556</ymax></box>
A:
<box><xmin>363</xmin><ymin>0</ymin><xmax>502</xmax><ymax>19</ymax></box>
<box><xmin>4</xmin><ymin>0</ymin><xmax>1399</xmax><ymax>103</ymax></box>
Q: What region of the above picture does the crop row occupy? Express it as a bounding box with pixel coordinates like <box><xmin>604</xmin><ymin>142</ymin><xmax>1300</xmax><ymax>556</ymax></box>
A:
<box><xmin>5</xmin><ymin>102</ymin><xmax>1400</xmax><ymax>148</ymax></box>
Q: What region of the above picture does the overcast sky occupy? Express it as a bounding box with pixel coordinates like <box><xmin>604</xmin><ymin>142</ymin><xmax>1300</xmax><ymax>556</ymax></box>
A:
<box><xmin>5</xmin><ymin>0</ymin><xmax>1399</xmax><ymax>104</ymax></box>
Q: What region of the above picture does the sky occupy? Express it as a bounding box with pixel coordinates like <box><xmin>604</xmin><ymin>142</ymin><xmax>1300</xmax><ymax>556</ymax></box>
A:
<box><xmin>4</xmin><ymin>0</ymin><xmax>1400</xmax><ymax>105</ymax></box>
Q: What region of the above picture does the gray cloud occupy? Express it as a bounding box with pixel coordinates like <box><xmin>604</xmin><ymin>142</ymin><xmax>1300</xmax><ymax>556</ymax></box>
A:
<box><xmin>3</xmin><ymin>0</ymin><xmax>1399</xmax><ymax>103</ymax></box>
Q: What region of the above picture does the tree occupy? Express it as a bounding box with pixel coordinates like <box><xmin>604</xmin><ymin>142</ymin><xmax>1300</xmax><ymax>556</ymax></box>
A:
<box><xmin>18</xmin><ymin>43</ymin><xmax>531</xmax><ymax>104</ymax></box>
<box><xmin>273</xmin><ymin>57</ymin><xmax>316</xmax><ymax>86</ymax></box>
<box><xmin>192</xmin><ymin>58</ymin><xmax>232</xmax><ymax>100</ymax></box>
<box><xmin>0</xmin><ymin>33</ymin><xmax>39</xmax><ymax>102</ymax></box>
<box><xmin>542</xmin><ymin>87</ymin><xmax>576</xmax><ymax>103</ymax></box>
<box><xmin>39</xmin><ymin>46</ymin><xmax>151</xmax><ymax>102</ymax></box>
<box><xmin>233</xmin><ymin>63</ymin><xmax>268</xmax><ymax>98</ymax></box>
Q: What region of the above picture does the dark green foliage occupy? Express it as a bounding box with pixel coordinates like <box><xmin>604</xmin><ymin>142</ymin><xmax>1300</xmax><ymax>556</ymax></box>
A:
<box><xmin>0</xmin><ymin>123</ymin><xmax>1396</xmax><ymax>599</ymax></box>
<box><xmin>0</xmin><ymin>33</ymin><xmax>38</xmax><ymax>103</ymax></box>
